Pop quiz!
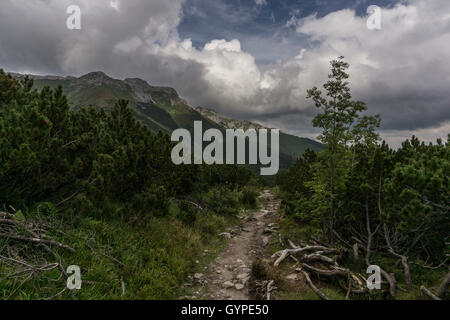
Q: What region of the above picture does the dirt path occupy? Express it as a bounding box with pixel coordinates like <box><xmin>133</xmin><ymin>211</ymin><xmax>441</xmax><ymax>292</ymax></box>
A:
<box><xmin>201</xmin><ymin>189</ymin><xmax>280</xmax><ymax>300</ymax></box>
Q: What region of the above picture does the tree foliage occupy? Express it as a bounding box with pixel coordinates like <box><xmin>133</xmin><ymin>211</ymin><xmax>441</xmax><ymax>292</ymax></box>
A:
<box><xmin>0</xmin><ymin>69</ymin><xmax>255</xmax><ymax>219</ymax></box>
<box><xmin>278</xmin><ymin>58</ymin><xmax>449</xmax><ymax>262</ymax></box>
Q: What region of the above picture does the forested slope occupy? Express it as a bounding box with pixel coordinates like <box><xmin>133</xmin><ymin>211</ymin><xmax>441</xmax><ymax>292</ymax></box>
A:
<box><xmin>274</xmin><ymin>58</ymin><xmax>449</xmax><ymax>300</ymax></box>
<box><xmin>0</xmin><ymin>70</ymin><xmax>261</xmax><ymax>299</ymax></box>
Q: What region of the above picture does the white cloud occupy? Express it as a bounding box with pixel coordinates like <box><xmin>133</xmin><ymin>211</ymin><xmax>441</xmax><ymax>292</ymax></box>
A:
<box><xmin>110</xmin><ymin>0</ymin><xmax>119</xmax><ymax>11</ymax></box>
<box><xmin>0</xmin><ymin>0</ymin><xmax>449</xmax><ymax>146</ymax></box>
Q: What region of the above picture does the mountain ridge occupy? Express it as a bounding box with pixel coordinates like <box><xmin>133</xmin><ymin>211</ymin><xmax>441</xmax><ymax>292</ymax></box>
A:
<box><xmin>9</xmin><ymin>70</ymin><xmax>324</xmax><ymax>167</ymax></box>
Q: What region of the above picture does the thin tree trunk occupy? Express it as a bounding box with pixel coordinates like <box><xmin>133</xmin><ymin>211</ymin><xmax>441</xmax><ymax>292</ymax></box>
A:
<box><xmin>353</xmin><ymin>243</ymin><xmax>361</xmax><ymax>273</ymax></box>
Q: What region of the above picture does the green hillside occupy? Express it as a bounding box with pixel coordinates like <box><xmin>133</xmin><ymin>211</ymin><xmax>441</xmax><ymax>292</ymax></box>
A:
<box><xmin>13</xmin><ymin>71</ymin><xmax>324</xmax><ymax>167</ymax></box>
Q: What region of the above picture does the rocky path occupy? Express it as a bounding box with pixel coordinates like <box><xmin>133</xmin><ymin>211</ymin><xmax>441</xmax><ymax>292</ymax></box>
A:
<box><xmin>200</xmin><ymin>189</ymin><xmax>280</xmax><ymax>300</ymax></box>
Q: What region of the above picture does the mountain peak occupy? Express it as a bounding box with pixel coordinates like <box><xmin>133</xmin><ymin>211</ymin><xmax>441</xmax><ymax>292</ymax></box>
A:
<box><xmin>79</xmin><ymin>71</ymin><xmax>111</xmax><ymax>81</ymax></box>
<box><xmin>195</xmin><ymin>107</ymin><xmax>265</xmax><ymax>131</ymax></box>
<box><xmin>76</xmin><ymin>71</ymin><xmax>131</xmax><ymax>91</ymax></box>
<box><xmin>124</xmin><ymin>77</ymin><xmax>150</xmax><ymax>87</ymax></box>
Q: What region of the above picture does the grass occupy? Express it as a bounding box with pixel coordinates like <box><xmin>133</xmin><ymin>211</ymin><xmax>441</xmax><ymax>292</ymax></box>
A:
<box><xmin>0</xmin><ymin>196</ymin><xmax>247</xmax><ymax>300</ymax></box>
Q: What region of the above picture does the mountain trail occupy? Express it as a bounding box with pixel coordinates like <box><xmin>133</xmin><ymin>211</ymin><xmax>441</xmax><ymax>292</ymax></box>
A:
<box><xmin>198</xmin><ymin>189</ymin><xmax>280</xmax><ymax>300</ymax></box>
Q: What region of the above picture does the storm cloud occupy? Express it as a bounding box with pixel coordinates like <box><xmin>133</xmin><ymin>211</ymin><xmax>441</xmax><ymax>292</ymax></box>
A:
<box><xmin>0</xmin><ymin>0</ymin><xmax>449</xmax><ymax>147</ymax></box>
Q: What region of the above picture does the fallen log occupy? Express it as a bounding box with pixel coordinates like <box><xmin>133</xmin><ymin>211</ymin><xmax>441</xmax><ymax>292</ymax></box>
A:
<box><xmin>302</xmin><ymin>271</ymin><xmax>329</xmax><ymax>300</ymax></box>
<box><xmin>302</xmin><ymin>263</ymin><xmax>347</xmax><ymax>277</ymax></box>
<box><xmin>420</xmin><ymin>286</ymin><xmax>441</xmax><ymax>300</ymax></box>
<box><xmin>272</xmin><ymin>246</ymin><xmax>337</xmax><ymax>266</ymax></box>
<box><xmin>302</xmin><ymin>253</ymin><xmax>336</xmax><ymax>265</ymax></box>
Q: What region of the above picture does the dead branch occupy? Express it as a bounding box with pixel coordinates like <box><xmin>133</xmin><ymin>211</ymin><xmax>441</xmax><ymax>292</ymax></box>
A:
<box><xmin>272</xmin><ymin>246</ymin><xmax>337</xmax><ymax>267</ymax></box>
<box><xmin>0</xmin><ymin>212</ymin><xmax>15</xmax><ymax>219</ymax></box>
<box><xmin>420</xmin><ymin>286</ymin><xmax>441</xmax><ymax>300</ymax></box>
<box><xmin>266</xmin><ymin>280</ymin><xmax>275</xmax><ymax>300</ymax></box>
<box><xmin>379</xmin><ymin>268</ymin><xmax>396</xmax><ymax>297</ymax></box>
<box><xmin>0</xmin><ymin>218</ymin><xmax>17</xmax><ymax>225</ymax></box>
<box><xmin>384</xmin><ymin>224</ymin><xmax>412</xmax><ymax>291</ymax></box>
<box><xmin>56</xmin><ymin>192</ymin><xmax>79</xmax><ymax>208</ymax></box>
<box><xmin>121</xmin><ymin>276</ymin><xmax>126</xmax><ymax>296</ymax></box>
<box><xmin>436</xmin><ymin>270</ymin><xmax>450</xmax><ymax>298</ymax></box>
<box><xmin>302</xmin><ymin>253</ymin><xmax>336</xmax><ymax>265</ymax></box>
<box><xmin>302</xmin><ymin>263</ymin><xmax>347</xmax><ymax>277</ymax></box>
<box><xmin>0</xmin><ymin>233</ymin><xmax>75</xmax><ymax>253</ymax></box>
<box><xmin>412</xmin><ymin>259</ymin><xmax>448</xmax><ymax>270</ymax></box>
<box><xmin>288</xmin><ymin>239</ymin><xmax>299</xmax><ymax>249</ymax></box>
<box><xmin>43</xmin><ymin>287</ymin><xmax>67</xmax><ymax>300</ymax></box>
<box><xmin>302</xmin><ymin>271</ymin><xmax>329</xmax><ymax>300</ymax></box>
<box><xmin>173</xmin><ymin>198</ymin><xmax>205</xmax><ymax>211</ymax></box>
<box><xmin>278</xmin><ymin>233</ymin><xmax>284</xmax><ymax>246</ymax></box>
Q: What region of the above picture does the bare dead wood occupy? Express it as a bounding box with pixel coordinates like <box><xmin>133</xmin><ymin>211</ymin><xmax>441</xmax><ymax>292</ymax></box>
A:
<box><xmin>17</xmin><ymin>226</ymin><xmax>70</xmax><ymax>290</ymax></box>
<box><xmin>173</xmin><ymin>198</ymin><xmax>205</xmax><ymax>211</ymax></box>
<box><xmin>266</xmin><ymin>280</ymin><xmax>275</xmax><ymax>300</ymax></box>
<box><xmin>273</xmin><ymin>249</ymin><xmax>289</xmax><ymax>267</ymax></box>
<box><xmin>436</xmin><ymin>270</ymin><xmax>450</xmax><ymax>298</ymax></box>
<box><xmin>383</xmin><ymin>224</ymin><xmax>412</xmax><ymax>291</ymax></box>
<box><xmin>56</xmin><ymin>192</ymin><xmax>79</xmax><ymax>208</ymax></box>
<box><xmin>353</xmin><ymin>243</ymin><xmax>361</xmax><ymax>273</ymax></box>
<box><xmin>278</xmin><ymin>233</ymin><xmax>284</xmax><ymax>246</ymax></box>
<box><xmin>412</xmin><ymin>259</ymin><xmax>448</xmax><ymax>270</ymax></box>
<box><xmin>420</xmin><ymin>286</ymin><xmax>441</xmax><ymax>300</ymax></box>
<box><xmin>0</xmin><ymin>218</ymin><xmax>16</xmax><ymax>225</ymax></box>
<box><xmin>6</xmin><ymin>262</ymin><xmax>59</xmax><ymax>278</ymax></box>
<box><xmin>302</xmin><ymin>271</ymin><xmax>329</xmax><ymax>300</ymax></box>
<box><xmin>0</xmin><ymin>233</ymin><xmax>75</xmax><ymax>253</ymax></box>
<box><xmin>355</xmin><ymin>215</ymin><xmax>397</xmax><ymax>297</ymax></box>
<box><xmin>302</xmin><ymin>253</ymin><xmax>335</xmax><ymax>265</ymax></box>
<box><xmin>332</xmin><ymin>229</ymin><xmax>352</xmax><ymax>249</ymax></box>
<box><xmin>302</xmin><ymin>263</ymin><xmax>347</xmax><ymax>277</ymax></box>
<box><xmin>288</xmin><ymin>239</ymin><xmax>299</xmax><ymax>249</ymax></box>
<box><xmin>62</xmin><ymin>139</ymin><xmax>81</xmax><ymax>148</ymax></box>
<box><xmin>0</xmin><ymin>212</ymin><xmax>15</xmax><ymax>219</ymax></box>
<box><xmin>43</xmin><ymin>287</ymin><xmax>67</xmax><ymax>300</ymax></box>
<box><xmin>380</xmin><ymin>268</ymin><xmax>396</xmax><ymax>297</ymax></box>
<box><xmin>271</xmin><ymin>246</ymin><xmax>337</xmax><ymax>267</ymax></box>
<box><xmin>121</xmin><ymin>276</ymin><xmax>126</xmax><ymax>296</ymax></box>
<box><xmin>345</xmin><ymin>273</ymin><xmax>352</xmax><ymax>300</ymax></box>
<box><xmin>365</xmin><ymin>197</ymin><xmax>380</xmax><ymax>266</ymax></box>
<box><xmin>311</xmin><ymin>236</ymin><xmax>330</xmax><ymax>247</ymax></box>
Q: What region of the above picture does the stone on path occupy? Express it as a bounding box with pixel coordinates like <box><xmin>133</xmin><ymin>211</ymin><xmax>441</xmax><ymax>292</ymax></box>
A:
<box><xmin>218</xmin><ymin>232</ymin><xmax>232</xmax><ymax>239</ymax></box>
<box><xmin>235</xmin><ymin>284</ymin><xmax>245</xmax><ymax>290</ymax></box>
<box><xmin>194</xmin><ymin>273</ymin><xmax>204</xmax><ymax>280</ymax></box>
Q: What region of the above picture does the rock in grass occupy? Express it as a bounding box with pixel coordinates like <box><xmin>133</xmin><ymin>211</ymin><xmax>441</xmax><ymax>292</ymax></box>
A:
<box><xmin>286</xmin><ymin>274</ymin><xmax>298</xmax><ymax>280</ymax></box>
<box><xmin>194</xmin><ymin>273</ymin><xmax>204</xmax><ymax>280</ymax></box>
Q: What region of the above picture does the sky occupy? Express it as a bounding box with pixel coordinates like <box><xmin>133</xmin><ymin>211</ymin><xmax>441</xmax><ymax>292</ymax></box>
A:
<box><xmin>0</xmin><ymin>0</ymin><xmax>449</xmax><ymax>147</ymax></box>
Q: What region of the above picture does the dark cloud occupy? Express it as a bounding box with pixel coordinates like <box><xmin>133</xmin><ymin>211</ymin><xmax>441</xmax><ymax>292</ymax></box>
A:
<box><xmin>0</xmin><ymin>0</ymin><xmax>448</xmax><ymax>147</ymax></box>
